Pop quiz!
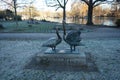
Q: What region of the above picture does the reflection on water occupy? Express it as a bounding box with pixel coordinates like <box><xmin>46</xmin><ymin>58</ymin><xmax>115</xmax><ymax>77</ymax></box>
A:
<box><xmin>103</xmin><ymin>21</ymin><xmax>116</xmax><ymax>26</ymax></box>
<box><xmin>93</xmin><ymin>17</ymin><xmax>116</xmax><ymax>26</ymax></box>
<box><xmin>47</xmin><ymin>17</ymin><xmax>117</xmax><ymax>26</ymax></box>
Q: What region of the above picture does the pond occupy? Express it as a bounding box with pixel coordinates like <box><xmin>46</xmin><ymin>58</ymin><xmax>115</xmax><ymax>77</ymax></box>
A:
<box><xmin>48</xmin><ymin>17</ymin><xmax>117</xmax><ymax>26</ymax></box>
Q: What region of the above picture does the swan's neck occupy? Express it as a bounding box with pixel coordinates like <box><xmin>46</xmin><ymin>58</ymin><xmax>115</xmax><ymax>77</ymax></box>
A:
<box><xmin>56</xmin><ymin>29</ymin><xmax>61</xmax><ymax>39</ymax></box>
<box><xmin>63</xmin><ymin>34</ymin><xmax>66</xmax><ymax>42</ymax></box>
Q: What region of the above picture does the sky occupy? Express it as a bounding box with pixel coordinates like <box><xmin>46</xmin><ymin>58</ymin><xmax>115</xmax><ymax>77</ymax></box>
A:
<box><xmin>32</xmin><ymin>0</ymin><xmax>74</xmax><ymax>11</ymax></box>
<box><xmin>0</xmin><ymin>0</ymin><xmax>74</xmax><ymax>11</ymax></box>
<box><xmin>0</xmin><ymin>0</ymin><xmax>114</xmax><ymax>11</ymax></box>
<box><xmin>26</xmin><ymin>0</ymin><xmax>113</xmax><ymax>11</ymax></box>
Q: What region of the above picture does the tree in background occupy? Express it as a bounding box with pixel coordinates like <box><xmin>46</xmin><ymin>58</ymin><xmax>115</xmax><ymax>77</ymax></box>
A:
<box><xmin>0</xmin><ymin>10</ymin><xmax>5</xmax><ymax>20</ymax></box>
<box><xmin>110</xmin><ymin>0</ymin><xmax>120</xmax><ymax>17</ymax></box>
<box><xmin>71</xmin><ymin>2</ymin><xmax>81</xmax><ymax>19</ymax></box>
<box><xmin>4</xmin><ymin>9</ymin><xmax>14</xmax><ymax>20</ymax></box>
<box><xmin>0</xmin><ymin>0</ymin><xmax>18</xmax><ymax>26</ymax></box>
<box><xmin>81</xmin><ymin>0</ymin><xmax>107</xmax><ymax>25</ymax></box>
<box><xmin>0</xmin><ymin>9</ymin><xmax>22</xmax><ymax>21</ymax></box>
<box><xmin>101</xmin><ymin>7</ymin><xmax>111</xmax><ymax>17</ymax></box>
<box><xmin>45</xmin><ymin>0</ymin><xmax>68</xmax><ymax>35</ymax></box>
<box><xmin>0</xmin><ymin>0</ymin><xmax>33</xmax><ymax>27</ymax></box>
<box><xmin>93</xmin><ymin>5</ymin><xmax>102</xmax><ymax>17</ymax></box>
<box><xmin>20</xmin><ymin>5</ymin><xmax>40</xmax><ymax>20</ymax></box>
<box><xmin>30</xmin><ymin>6</ymin><xmax>40</xmax><ymax>19</ymax></box>
<box><xmin>71</xmin><ymin>1</ymin><xmax>87</xmax><ymax>19</ymax></box>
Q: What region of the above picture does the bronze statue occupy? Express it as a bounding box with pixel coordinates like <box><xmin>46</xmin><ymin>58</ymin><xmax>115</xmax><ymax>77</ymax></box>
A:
<box><xmin>63</xmin><ymin>30</ymin><xmax>81</xmax><ymax>52</ymax></box>
<box><xmin>42</xmin><ymin>28</ymin><xmax>62</xmax><ymax>51</ymax></box>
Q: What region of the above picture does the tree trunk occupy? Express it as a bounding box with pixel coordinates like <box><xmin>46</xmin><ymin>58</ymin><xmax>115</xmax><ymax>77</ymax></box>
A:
<box><xmin>13</xmin><ymin>0</ymin><xmax>18</xmax><ymax>28</ymax></box>
<box><xmin>86</xmin><ymin>1</ymin><xmax>93</xmax><ymax>25</ymax></box>
<box><xmin>63</xmin><ymin>0</ymin><xmax>66</xmax><ymax>35</ymax></box>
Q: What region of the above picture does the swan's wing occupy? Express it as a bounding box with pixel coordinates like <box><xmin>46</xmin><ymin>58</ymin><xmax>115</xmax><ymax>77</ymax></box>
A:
<box><xmin>66</xmin><ymin>31</ymin><xmax>81</xmax><ymax>42</ymax></box>
<box><xmin>42</xmin><ymin>37</ymin><xmax>57</xmax><ymax>47</ymax></box>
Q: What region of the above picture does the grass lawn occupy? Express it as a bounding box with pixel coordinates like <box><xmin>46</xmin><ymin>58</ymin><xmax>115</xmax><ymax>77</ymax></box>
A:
<box><xmin>0</xmin><ymin>21</ymin><xmax>59</xmax><ymax>33</ymax></box>
<box><xmin>0</xmin><ymin>21</ymin><xmax>98</xmax><ymax>33</ymax></box>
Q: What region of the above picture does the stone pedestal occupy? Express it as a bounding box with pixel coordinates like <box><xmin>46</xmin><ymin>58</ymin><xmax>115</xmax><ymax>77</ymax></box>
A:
<box><xmin>36</xmin><ymin>48</ymin><xmax>87</xmax><ymax>66</ymax></box>
<box><xmin>44</xmin><ymin>48</ymin><xmax>80</xmax><ymax>54</ymax></box>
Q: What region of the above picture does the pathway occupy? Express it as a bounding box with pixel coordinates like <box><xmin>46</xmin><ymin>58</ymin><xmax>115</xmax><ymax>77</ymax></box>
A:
<box><xmin>0</xmin><ymin>28</ymin><xmax>120</xmax><ymax>40</ymax></box>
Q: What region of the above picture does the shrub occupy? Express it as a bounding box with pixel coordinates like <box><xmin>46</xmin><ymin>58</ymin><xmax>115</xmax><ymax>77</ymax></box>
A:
<box><xmin>0</xmin><ymin>24</ymin><xmax>4</xmax><ymax>29</ymax></box>
<box><xmin>13</xmin><ymin>15</ymin><xmax>22</xmax><ymax>21</ymax></box>
<box><xmin>28</xmin><ymin>24</ymin><xmax>32</xmax><ymax>27</ymax></box>
<box><xmin>41</xmin><ymin>19</ymin><xmax>50</xmax><ymax>22</ymax></box>
<box><xmin>115</xmin><ymin>19</ymin><xmax>120</xmax><ymax>27</ymax></box>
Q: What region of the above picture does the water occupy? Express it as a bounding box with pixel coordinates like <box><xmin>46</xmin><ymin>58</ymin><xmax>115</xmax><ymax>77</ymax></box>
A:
<box><xmin>47</xmin><ymin>17</ymin><xmax>117</xmax><ymax>26</ymax></box>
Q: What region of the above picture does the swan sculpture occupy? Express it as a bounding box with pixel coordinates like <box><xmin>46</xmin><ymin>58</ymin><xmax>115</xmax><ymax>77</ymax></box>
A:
<box><xmin>42</xmin><ymin>28</ymin><xmax>62</xmax><ymax>51</ymax></box>
<box><xmin>63</xmin><ymin>30</ymin><xmax>81</xmax><ymax>52</ymax></box>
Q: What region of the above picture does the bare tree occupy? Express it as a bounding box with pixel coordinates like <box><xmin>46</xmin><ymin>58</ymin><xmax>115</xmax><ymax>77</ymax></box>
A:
<box><xmin>81</xmin><ymin>0</ymin><xmax>107</xmax><ymax>25</ymax></box>
<box><xmin>71</xmin><ymin>1</ymin><xmax>88</xmax><ymax>19</ymax></box>
<box><xmin>13</xmin><ymin>0</ymin><xmax>18</xmax><ymax>26</ymax></box>
<box><xmin>46</xmin><ymin>0</ymin><xmax>68</xmax><ymax>35</ymax></box>
<box><xmin>93</xmin><ymin>5</ymin><xmax>102</xmax><ymax>17</ymax></box>
<box><xmin>20</xmin><ymin>5</ymin><xmax>40</xmax><ymax>19</ymax></box>
<box><xmin>111</xmin><ymin>0</ymin><xmax>120</xmax><ymax>17</ymax></box>
<box><xmin>0</xmin><ymin>0</ymin><xmax>18</xmax><ymax>27</ymax></box>
<box><xmin>0</xmin><ymin>0</ymin><xmax>33</xmax><ymax>27</ymax></box>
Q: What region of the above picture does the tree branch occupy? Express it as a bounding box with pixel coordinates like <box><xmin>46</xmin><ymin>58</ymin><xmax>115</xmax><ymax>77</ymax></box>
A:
<box><xmin>65</xmin><ymin>0</ymin><xmax>68</xmax><ymax>5</ymax></box>
<box><xmin>17</xmin><ymin>2</ymin><xmax>30</xmax><ymax>4</ymax></box>
<box><xmin>93</xmin><ymin>0</ymin><xmax>106</xmax><ymax>5</ymax></box>
<box><xmin>48</xmin><ymin>4</ymin><xmax>59</xmax><ymax>7</ymax></box>
<box><xmin>1</xmin><ymin>0</ymin><xmax>14</xmax><ymax>7</ymax></box>
<box><xmin>93</xmin><ymin>0</ymin><xmax>99</xmax><ymax>5</ymax></box>
<box><xmin>45</xmin><ymin>0</ymin><xmax>64</xmax><ymax>9</ymax></box>
<box><xmin>81</xmin><ymin>0</ymin><xmax>89</xmax><ymax>5</ymax></box>
<box><xmin>93</xmin><ymin>3</ymin><xmax>101</xmax><ymax>7</ymax></box>
<box><xmin>56</xmin><ymin>0</ymin><xmax>64</xmax><ymax>8</ymax></box>
<box><xmin>93</xmin><ymin>0</ymin><xmax>106</xmax><ymax>8</ymax></box>
<box><xmin>56</xmin><ymin>6</ymin><xmax>61</xmax><ymax>11</ymax></box>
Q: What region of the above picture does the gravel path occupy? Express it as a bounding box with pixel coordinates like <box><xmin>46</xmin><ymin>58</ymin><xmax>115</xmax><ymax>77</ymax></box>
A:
<box><xmin>0</xmin><ymin>28</ymin><xmax>120</xmax><ymax>40</ymax></box>
<box><xmin>0</xmin><ymin>39</ymin><xmax>120</xmax><ymax>80</ymax></box>
<box><xmin>0</xmin><ymin>27</ymin><xmax>120</xmax><ymax>80</ymax></box>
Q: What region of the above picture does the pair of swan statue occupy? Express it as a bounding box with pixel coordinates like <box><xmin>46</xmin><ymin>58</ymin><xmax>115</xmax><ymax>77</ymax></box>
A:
<box><xmin>42</xmin><ymin>28</ymin><xmax>81</xmax><ymax>52</ymax></box>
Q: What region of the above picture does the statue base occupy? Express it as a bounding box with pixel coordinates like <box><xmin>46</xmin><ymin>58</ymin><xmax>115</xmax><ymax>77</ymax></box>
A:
<box><xmin>36</xmin><ymin>48</ymin><xmax>87</xmax><ymax>66</ymax></box>
<box><xmin>44</xmin><ymin>48</ymin><xmax>80</xmax><ymax>54</ymax></box>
